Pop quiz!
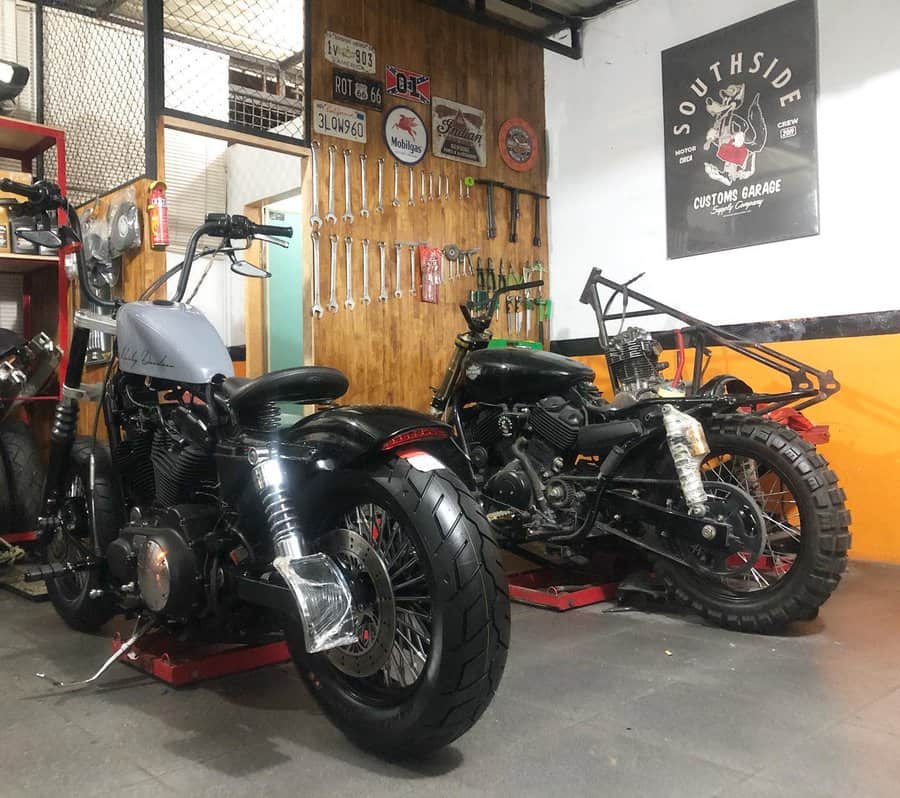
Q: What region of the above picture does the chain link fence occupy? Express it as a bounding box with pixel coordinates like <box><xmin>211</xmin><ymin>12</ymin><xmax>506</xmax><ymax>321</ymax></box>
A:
<box><xmin>163</xmin><ymin>0</ymin><xmax>306</xmax><ymax>139</ymax></box>
<box><xmin>41</xmin><ymin>3</ymin><xmax>146</xmax><ymax>205</ymax></box>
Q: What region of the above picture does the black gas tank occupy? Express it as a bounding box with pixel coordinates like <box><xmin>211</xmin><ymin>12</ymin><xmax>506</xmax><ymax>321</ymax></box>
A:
<box><xmin>462</xmin><ymin>347</ymin><xmax>595</xmax><ymax>403</ymax></box>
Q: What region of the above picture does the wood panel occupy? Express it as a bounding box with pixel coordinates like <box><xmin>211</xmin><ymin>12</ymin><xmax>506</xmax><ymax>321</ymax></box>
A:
<box><xmin>307</xmin><ymin>0</ymin><xmax>548</xmax><ymax>411</ymax></box>
<box><xmin>75</xmin><ymin>177</ymin><xmax>167</xmax><ymax>435</ymax></box>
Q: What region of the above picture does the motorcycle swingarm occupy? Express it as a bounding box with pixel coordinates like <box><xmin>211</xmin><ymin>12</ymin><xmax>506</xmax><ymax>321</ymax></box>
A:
<box><xmin>603</xmin><ymin>491</ymin><xmax>731</xmax><ymax>549</ymax></box>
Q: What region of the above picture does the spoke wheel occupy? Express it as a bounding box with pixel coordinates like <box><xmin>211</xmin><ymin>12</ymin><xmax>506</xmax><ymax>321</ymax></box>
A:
<box><xmin>655</xmin><ymin>418</ymin><xmax>851</xmax><ymax>632</ymax></box>
<box><xmin>285</xmin><ymin>459</ymin><xmax>510</xmax><ymax>757</ymax></box>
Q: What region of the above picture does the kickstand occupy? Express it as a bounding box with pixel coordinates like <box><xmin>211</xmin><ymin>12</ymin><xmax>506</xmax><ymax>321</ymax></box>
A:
<box><xmin>35</xmin><ymin>614</ymin><xmax>154</xmax><ymax>691</ymax></box>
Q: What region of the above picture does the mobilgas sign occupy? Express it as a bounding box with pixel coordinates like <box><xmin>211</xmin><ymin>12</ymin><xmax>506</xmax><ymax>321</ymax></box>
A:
<box><xmin>384</xmin><ymin>106</ymin><xmax>427</xmax><ymax>165</ymax></box>
<box><xmin>662</xmin><ymin>0</ymin><xmax>819</xmax><ymax>259</ymax></box>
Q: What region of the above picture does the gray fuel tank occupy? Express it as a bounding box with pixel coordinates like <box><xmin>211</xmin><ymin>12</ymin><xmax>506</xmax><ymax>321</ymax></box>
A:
<box><xmin>117</xmin><ymin>300</ymin><xmax>234</xmax><ymax>384</ymax></box>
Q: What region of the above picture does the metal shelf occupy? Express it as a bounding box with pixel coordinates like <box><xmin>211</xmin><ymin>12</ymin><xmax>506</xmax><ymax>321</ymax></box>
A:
<box><xmin>0</xmin><ymin>252</ymin><xmax>59</xmax><ymax>274</ymax></box>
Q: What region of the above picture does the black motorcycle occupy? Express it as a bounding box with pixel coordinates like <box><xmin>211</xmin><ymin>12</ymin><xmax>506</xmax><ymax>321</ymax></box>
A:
<box><xmin>0</xmin><ymin>177</ymin><xmax>508</xmax><ymax>757</ymax></box>
<box><xmin>431</xmin><ymin>268</ymin><xmax>850</xmax><ymax>632</ymax></box>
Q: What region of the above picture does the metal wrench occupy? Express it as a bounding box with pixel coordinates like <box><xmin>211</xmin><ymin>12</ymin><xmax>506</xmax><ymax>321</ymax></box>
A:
<box><xmin>393</xmin><ymin>242</ymin><xmax>403</xmax><ymax>297</ymax></box>
<box><xmin>309</xmin><ymin>141</ymin><xmax>322</xmax><ymax>230</ymax></box>
<box><xmin>376</xmin><ymin>158</ymin><xmax>385</xmax><ymax>214</ymax></box>
<box><xmin>327</xmin><ymin>234</ymin><xmax>339</xmax><ymax>312</ymax></box>
<box><xmin>325</xmin><ymin>145</ymin><xmax>337</xmax><ymax>224</ymax></box>
<box><xmin>344</xmin><ymin>235</ymin><xmax>355</xmax><ymax>310</ymax></box>
<box><xmin>378</xmin><ymin>241</ymin><xmax>388</xmax><ymax>301</ymax></box>
<box><xmin>442</xmin><ymin>174</ymin><xmax>449</xmax><ymax>201</ymax></box>
<box><xmin>310</xmin><ymin>230</ymin><xmax>323</xmax><ymax>317</ymax></box>
<box><xmin>420</xmin><ymin>169</ymin><xmax>426</xmax><ymax>204</ymax></box>
<box><xmin>392</xmin><ymin>162</ymin><xmax>401</xmax><ymax>207</ymax></box>
<box><xmin>408</xmin><ymin>167</ymin><xmax>415</xmax><ymax>207</ymax></box>
<box><xmin>359</xmin><ymin>154</ymin><xmax>370</xmax><ymax>218</ymax></box>
<box><xmin>361</xmin><ymin>238</ymin><xmax>371</xmax><ymax>304</ymax></box>
<box><xmin>342</xmin><ymin>149</ymin><xmax>354</xmax><ymax>223</ymax></box>
<box><xmin>428</xmin><ymin>172</ymin><xmax>434</xmax><ymax>201</ymax></box>
<box><xmin>408</xmin><ymin>244</ymin><xmax>418</xmax><ymax>296</ymax></box>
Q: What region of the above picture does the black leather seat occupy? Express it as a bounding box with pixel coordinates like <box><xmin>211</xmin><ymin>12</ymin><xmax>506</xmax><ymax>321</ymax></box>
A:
<box><xmin>220</xmin><ymin>366</ymin><xmax>348</xmax><ymax>411</ymax></box>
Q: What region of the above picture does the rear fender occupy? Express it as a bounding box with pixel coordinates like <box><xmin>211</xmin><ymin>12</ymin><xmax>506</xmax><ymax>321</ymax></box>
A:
<box><xmin>278</xmin><ymin>405</ymin><xmax>462</xmax><ymax>474</ymax></box>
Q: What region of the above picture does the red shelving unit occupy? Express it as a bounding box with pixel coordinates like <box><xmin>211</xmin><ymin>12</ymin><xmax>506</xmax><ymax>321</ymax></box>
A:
<box><xmin>1</xmin><ymin>117</ymin><xmax>67</xmax><ymax>546</ymax></box>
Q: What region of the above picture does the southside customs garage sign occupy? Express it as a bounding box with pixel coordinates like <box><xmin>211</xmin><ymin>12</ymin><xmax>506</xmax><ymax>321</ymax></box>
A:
<box><xmin>384</xmin><ymin>106</ymin><xmax>427</xmax><ymax>165</ymax></box>
<box><xmin>433</xmin><ymin>97</ymin><xmax>487</xmax><ymax>167</ymax></box>
<box><xmin>662</xmin><ymin>0</ymin><xmax>819</xmax><ymax>259</ymax></box>
<box><xmin>499</xmin><ymin>118</ymin><xmax>538</xmax><ymax>172</ymax></box>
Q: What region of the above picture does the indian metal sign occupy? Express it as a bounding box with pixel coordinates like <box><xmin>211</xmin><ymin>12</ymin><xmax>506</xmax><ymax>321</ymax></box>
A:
<box><xmin>333</xmin><ymin>69</ymin><xmax>384</xmax><ymax>111</ymax></box>
<box><xmin>432</xmin><ymin>97</ymin><xmax>486</xmax><ymax>167</ymax></box>
<box><xmin>662</xmin><ymin>0</ymin><xmax>819</xmax><ymax>258</ymax></box>
<box><xmin>313</xmin><ymin>99</ymin><xmax>367</xmax><ymax>143</ymax></box>
<box><xmin>384</xmin><ymin>106</ymin><xmax>427</xmax><ymax>165</ymax></box>
<box><xmin>385</xmin><ymin>65</ymin><xmax>431</xmax><ymax>105</ymax></box>
<box><xmin>324</xmin><ymin>31</ymin><xmax>376</xmax><ymax>75</ymax></box>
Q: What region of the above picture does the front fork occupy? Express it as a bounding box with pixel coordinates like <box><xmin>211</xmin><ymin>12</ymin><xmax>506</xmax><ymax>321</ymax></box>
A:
<box><xmin>40</xmin><ymin>325</ymin><xmax>90</xmax><ymax>539</ymax></box>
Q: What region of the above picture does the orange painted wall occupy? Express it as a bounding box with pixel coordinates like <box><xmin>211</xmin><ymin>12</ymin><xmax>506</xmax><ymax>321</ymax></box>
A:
<box><xmin>575</xmin><ymin>333</ymin><xmax>900</xmax><ymax>563</ymax></box>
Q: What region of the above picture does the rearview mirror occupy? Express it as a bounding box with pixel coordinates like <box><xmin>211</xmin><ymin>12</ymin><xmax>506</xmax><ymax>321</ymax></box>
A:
<box><xmin>230</xmin><ymin>259</ymin><xmax>270</xmax><ymax>279</ymax></box>
<box><xmin>16</xmin><ymin>229</ymin><xmax>62</xmax><ymax>249</ymax></box>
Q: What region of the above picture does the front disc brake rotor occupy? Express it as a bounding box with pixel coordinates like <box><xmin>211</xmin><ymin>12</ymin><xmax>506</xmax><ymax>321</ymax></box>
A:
<box><xmin>683</xmin><ymin>481</ymin><xmax>768</xmax><ymax>578</ymax></box>
<box><xmin>318</xmin><ymin>529</ymin><xmax>396</xmax><ymax>678</ymax></box>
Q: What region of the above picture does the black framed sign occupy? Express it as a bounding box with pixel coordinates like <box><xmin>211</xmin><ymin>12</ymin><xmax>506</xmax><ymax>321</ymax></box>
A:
<box><xmin>662</xmin><ymin>0</ymin><xmax>819</xmax><ymax>259</ymax></box>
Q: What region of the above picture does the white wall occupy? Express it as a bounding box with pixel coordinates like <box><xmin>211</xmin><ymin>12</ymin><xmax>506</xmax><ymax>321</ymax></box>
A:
<box><xmin>545</xmin><ymin>0</ymin><xmax>900</xmax><ymax>341</ymax></box>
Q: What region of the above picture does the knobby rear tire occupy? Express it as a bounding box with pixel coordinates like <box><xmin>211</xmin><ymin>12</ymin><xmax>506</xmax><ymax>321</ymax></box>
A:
<box><xmin>658</xmin><ymin>418</ymin><xmax>851</xmax><ymax>633</ymax></box>
<box><xmin>286</xmin><ymin>457</ymin><xmax>510</xmax><ymax>758</ymax></box>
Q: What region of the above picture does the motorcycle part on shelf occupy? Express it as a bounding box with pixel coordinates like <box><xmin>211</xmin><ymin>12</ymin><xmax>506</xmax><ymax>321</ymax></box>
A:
<box><xmin>109</xmin><ymin>201</ymin><xmax>141</xmax><ymax>256</ymax></box>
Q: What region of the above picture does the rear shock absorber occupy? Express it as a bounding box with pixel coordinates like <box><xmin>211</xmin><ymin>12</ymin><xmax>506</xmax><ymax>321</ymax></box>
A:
<box><xmin>248</xmin><ymin>447</ymin><xmax>305</xmax><ymax>560</ymax></box>
<box><xmin>661</xmin><ymin>404</ymin><xmax>710</xmax><ymax>517</ymax></box>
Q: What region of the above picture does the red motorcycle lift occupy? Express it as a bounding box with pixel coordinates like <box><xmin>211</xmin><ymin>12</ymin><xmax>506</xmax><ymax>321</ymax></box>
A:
<box><xmin>508</xmin><ymin>568</ymin><xmax>619</xmax><ymax>611</ymax></box>
<box><xmin>111</xmin><ymin>631</ymin><xmax>290</xmax><ymax>687</ymax></box>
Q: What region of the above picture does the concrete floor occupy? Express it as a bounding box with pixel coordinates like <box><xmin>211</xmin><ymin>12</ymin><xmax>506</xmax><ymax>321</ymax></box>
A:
<box><xmin>2</xmin><ymin>561</ymin><xmax>900</xmax><ymax>798</ymax></box>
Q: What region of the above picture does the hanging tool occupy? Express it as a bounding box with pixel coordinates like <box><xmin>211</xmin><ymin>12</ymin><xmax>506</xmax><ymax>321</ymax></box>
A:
<box><xmin>344</xmin><ymin>235</ymin><xmax>355</xmax><ymax>310</ymax></box>
<box><xmin>442</xmin><ymin>244</ymin><xmax>461</xmax><ymax>283</ymax></box>
<box><xmin>496</xmin><ymin>260</ymin><xmax>506</xmax><ymax>322</ymax></box>
<box><xmin>309</xmin><ymin>141</ymin><xmax>322</xmax><ymax>230</ymax></box>
<box><xmin>458</xmin><ymin>177</ymin><xmax>464</xmax><ymax>200</ymax></box>
<box><xmin>506</xmin><ymin>186</ymin><xmax>521</xmax><ymax>243</ymax></box>
<box><xmin>421</xmin><ymin>169</ymin><xmax>427</xmax><ymax>204</ymax></box>
<box><xmin>408</xmin><ymin>166</ymin><xmax>415</xmax><ymax>207</ymax></box>
<box><xmin>310</xmin><ymin>230</ymin><xmax>323</xmax><ymax>318</ymax></box>
<box><xmin>375</xmin><ymin>158</ymin><xmax>385</xmax><ymax>214</ymax></box>
<box><xmin>486</xmin><ymin>257</ymin><xmax>496</xmax><ymax>292</ymax></box>
<box><xmin>327</xmin><ymin>234</ymin><xmax>339</xmax><ymax>312</ymax></box>
<box><xmin>392</xmin><ymin>162</ymin><xmax>401</xmax><ymax>208</ymax></box>
<box><xmin>523</xmin><ymin>262</ymin><xmax>533</xmax><ymax>338</ymax></box>
<box><xmin>325</xmin><ymin>144</ymin><xmax>338</xmax><ymax>224</ymax></box>
<box><xmin>523</xmin><ymin>191</ymin><xmax>549</xmax><ymax>247</ymax></box>
<box><xmin>428</xmin><ymin>172</ymin><xmax>435</xmax><ymax>201</ymax></box>
<box><xmin>361</xmin><ymin>238</ymin><xmax>371</xmax><ymax>304</ymax></box>
<box><xmin>533</xmin><ymin>261</ymin><xmax>547</xmax><ymax>347</ymax></box>
<box><xmin>393</xmin><ymin>242</ymin><xmax>403</xmax><ymax>297</ymax></box>
<box><xmin>475</xmin><ymin>179</ymin><xmax>504</xmax><ymax>239</ymax></box>
<box><xmin>342</xmin><ymin>149</ymin><xmax>354</xmax><ymax>224</ymax></box>
<box><xmin>397</xmin><ymin>241</ymin><xmax>423</xmax><ymax>296</ymax></box>
<box><xmin>359</xmin><ymin>154</ymin><xmax>370</xmax><ymax>218</ymax></box>
<box><xmin>377</xmin><ymin>240</ymin><xmax>388</xmax><ymax>302</ymax></box>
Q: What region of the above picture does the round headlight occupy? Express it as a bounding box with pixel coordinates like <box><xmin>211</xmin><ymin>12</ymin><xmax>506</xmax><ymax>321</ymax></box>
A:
<box><xmin>137</xmin><ymin>539</ymin><xmax>171</xmax><ymax>612</ymax></box>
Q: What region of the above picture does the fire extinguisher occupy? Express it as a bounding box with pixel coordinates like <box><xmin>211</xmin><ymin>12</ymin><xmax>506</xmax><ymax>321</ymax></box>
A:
<box><xmin>147</xmin><ymin>180</ymin><xmax>169</xmax><ymax>249</ymax></box>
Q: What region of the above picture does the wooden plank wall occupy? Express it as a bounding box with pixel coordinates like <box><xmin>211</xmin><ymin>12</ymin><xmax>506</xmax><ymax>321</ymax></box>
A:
<box><xmin>307</xmin><ymin>0</ymin><xmax>548</xmax><ymax>411</ymax></box>
<box><xmin>74</xmin><ymin>177</ymin><xmax>167</xmax><ymax>435</ymax></box>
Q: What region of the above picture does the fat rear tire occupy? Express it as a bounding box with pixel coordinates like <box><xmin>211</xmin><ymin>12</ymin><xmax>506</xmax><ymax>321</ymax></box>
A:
<box><xmin>0</xmin><ymin>417</ymin><xmax>43</xmax><ymax>532</ymax></box>
<box><xmin>659</xmin><ymin>418</ymin><xmax>851</xmax><ymax>633</ymax></box>
<box><xmin>45</xmin><ymin>438</ymin><xmax>121</xmax><ymax>632</ymax></box>
<box><xmin>286</xmin><ymin>458</ymin><xmax>510</xmax><ymax>757</ymax></box>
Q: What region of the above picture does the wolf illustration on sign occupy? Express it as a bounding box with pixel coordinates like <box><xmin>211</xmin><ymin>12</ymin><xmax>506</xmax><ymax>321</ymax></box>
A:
<box><xmin>703</xmin><ymin>83</ymin><xmax>767</xmax><ymax>186</ymax></box>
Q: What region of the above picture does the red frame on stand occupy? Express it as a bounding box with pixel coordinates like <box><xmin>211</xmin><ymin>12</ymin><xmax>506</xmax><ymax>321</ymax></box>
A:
<box><xmin>1</xmin><ymin>118</ymin><xmax>68</xmax><ymax>546</ymax></box>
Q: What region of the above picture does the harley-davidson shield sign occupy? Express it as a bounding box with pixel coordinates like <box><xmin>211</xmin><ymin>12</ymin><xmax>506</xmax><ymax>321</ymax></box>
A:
<box><xmin>662</xmin><ymin>0</ymin><xmax>819</xmax><ymax>259</ymax></box>
<box><xmin>432</xmin><ymin>97</ymin><xmax>487</xmax><ymax>167</ymax></box>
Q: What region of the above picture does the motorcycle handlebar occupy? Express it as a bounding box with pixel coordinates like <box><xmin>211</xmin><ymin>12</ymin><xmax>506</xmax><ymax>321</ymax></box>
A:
<box><xmin>0</xmin><ymin>177</ymin><xmax>45</xmax><ymax>203</ymax></box>
<box><xmin>252</xmin><ymin>223</ymin><xmax>293</xmax><ymax>238</ymax></box>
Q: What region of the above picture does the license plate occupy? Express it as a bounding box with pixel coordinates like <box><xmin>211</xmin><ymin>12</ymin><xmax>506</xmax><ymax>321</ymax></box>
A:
<box><xmin>324</xmin><ymin>31</ymin><xmax>376</xmax><ymax>74</ymax></box>
<box><xmin>313</xmin><ymin>100</ymin><xmax>368</xmax><ymax>143</ymax></box>
<box><xmin>333</xmin><ymin>69</ymin><xmax>384</xmax><ymax>111</ymax></box>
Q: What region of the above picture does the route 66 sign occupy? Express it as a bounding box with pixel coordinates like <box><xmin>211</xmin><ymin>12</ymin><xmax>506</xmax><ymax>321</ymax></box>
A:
<box><xmin>324</xmin><ymin>31</ymin><xmax>376</xmax><ymax>75</ymax></box>
<box><xmin>333</xmin><ymin>69</ymin><xmax>384</xmax><ymax>111</ymax></box>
